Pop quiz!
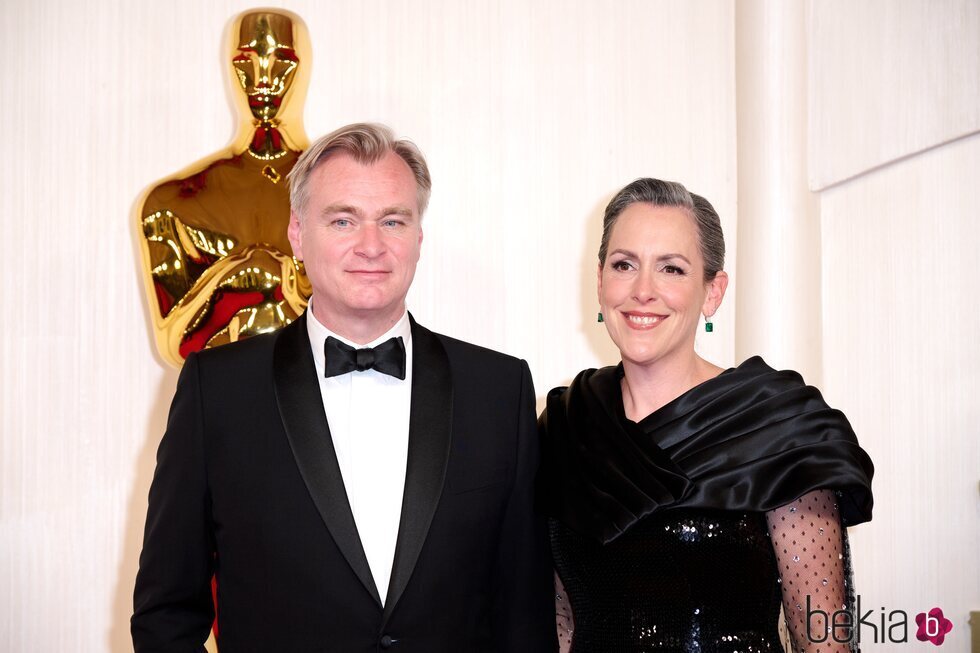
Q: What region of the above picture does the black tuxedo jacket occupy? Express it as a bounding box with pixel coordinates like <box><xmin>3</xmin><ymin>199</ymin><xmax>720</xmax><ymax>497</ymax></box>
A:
<box><xmin>132</xmin><ymin>314</ymin><xmax>556</xmax><ymax>652</ymax></box>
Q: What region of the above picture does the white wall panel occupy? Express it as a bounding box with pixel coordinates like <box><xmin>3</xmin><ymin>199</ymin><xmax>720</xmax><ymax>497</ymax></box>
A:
<box><xmin>735</xmin><ymin>0</ymin><xmax>823</xmax><ymax>382</ymax></box>
<box><xmin>821</xmin><ymin>133</ymin><xmax>980</xmax><ymax>653</ymax></box>
<box><xmin>0</xmin><ymin>1</ymin><xmax>736</xmax><ymax>651</ymax></box>
<box><xmin>808</xmin><ymin>0</ymin><xmax>980</xmax><ymax>189</ymax></box>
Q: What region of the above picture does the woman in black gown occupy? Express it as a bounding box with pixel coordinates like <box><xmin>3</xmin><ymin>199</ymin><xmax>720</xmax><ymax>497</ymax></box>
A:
<box><xmin>540</xmin><ymin>179</ymin><xmax>874</xmax><ymax>653</ymax></box>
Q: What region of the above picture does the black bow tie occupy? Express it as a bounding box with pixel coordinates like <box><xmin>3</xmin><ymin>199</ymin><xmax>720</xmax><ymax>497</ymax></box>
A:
<box><xmin>324</xmin><ymin>335</ymin><xmax>407</xmax><ymax>380</ymax></box>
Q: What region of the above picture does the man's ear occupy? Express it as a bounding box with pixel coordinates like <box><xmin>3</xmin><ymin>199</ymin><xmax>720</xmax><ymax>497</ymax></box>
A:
<box><xmin>287</xmin><ymin>210</ymin><xmax>303</xmax><ymax>260</ymax></box>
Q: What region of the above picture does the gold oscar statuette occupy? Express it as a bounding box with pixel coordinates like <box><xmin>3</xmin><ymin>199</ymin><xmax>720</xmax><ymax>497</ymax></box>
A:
<box><xmin>136</xmin><ymin>9</ymin><xmax>313</xmax><ymax>366</ymax></box>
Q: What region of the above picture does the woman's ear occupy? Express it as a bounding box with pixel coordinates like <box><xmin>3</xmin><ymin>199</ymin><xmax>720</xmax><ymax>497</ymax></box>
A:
<box><xmin>702</xmin><ymin>270</ymin><xmax>729</xmax><ymax>317</ymax></box>
<box><xmin>596</xmin><ymin>261</ymin><xmax>604</xmax><ymax>304</ymax></box>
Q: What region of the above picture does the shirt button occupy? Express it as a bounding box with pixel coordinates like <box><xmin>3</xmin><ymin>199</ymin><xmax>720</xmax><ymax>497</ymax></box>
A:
<box><xmin>380</xmin><ymin>634</ymin><xmax>394</xmax><ymax>649</ymax></box>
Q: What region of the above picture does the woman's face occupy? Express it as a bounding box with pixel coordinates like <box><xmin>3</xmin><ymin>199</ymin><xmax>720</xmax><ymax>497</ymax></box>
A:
<box><xmin>598</xmin><ymin>203</ymin><xmax>726</xmax><ymax>369</ymax></box>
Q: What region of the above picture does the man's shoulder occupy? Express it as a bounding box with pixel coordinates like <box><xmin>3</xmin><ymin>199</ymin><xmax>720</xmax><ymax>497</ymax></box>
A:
<box><xmin>414</xmin><ymin>323</ymin><xmax>529</xmax><ymax>390</ymax></box>
<box><xmin>429</xmin><ymin>329</ymin><xmax>524</xmax><ymax>371</ymax></box>
<box><xmin>420</xmin><ymin>327</ymin><xmax>532</xmax><ymax>406</ymax></box>
<box><xmin>189</xmin><ymin>326</ymin><xmax>281</xmax><ymax>376</ymax></box>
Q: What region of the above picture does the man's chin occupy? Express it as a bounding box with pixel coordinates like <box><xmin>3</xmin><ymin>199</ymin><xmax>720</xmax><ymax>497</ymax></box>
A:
<box><xmin>344</xmin><ymin>298</ymin><xmax>405</xmax><ymax>319</ymax></box>
<box><xmin>310</xmin><ymin>288</ymin><xmax>406</xmax><ymax>318</ymax></box>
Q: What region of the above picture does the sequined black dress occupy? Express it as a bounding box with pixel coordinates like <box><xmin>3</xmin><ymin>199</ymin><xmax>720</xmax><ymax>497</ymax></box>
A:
<box><xmin>539</xmin><ymin>357</ymin><xmax>874</xmax><ymax>653</ymax></box>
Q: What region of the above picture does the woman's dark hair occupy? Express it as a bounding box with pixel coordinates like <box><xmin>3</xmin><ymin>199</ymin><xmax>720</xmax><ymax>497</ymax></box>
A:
<box><xmin>598</xmin><ymin>178</ymin><xmax>725</xmax><ymax>282</ymax></box>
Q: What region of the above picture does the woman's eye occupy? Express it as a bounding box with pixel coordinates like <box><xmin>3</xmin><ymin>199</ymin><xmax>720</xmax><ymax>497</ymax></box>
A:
<box><xmin>611</xmin><ymin>261</ymin><xmax>633</xmax><ymax>272</ymax></box>
<box><xmin>663</xmin><ymin>264</ymin><xmax>685</xmax><ymax>275</ymax></box>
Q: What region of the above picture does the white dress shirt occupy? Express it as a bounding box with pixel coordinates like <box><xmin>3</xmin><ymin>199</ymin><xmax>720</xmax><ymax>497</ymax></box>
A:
<box><xmin>306</xmin><ymin>304</ymin><xmax>413</xmax><ymax>605</ymax></box>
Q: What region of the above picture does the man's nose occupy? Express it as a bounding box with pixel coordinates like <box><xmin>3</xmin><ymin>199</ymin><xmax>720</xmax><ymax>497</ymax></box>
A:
<box><xmin>354</xmin><ymin>224</ymin><xmax>385</xmax><ymax>258</ymax></box>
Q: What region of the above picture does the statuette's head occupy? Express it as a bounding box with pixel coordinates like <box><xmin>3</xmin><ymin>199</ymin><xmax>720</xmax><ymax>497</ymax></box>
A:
<box><xmin>231</xmin><ymin>11</ymin><xmax>305</xmax><ymax>121</ymax></box>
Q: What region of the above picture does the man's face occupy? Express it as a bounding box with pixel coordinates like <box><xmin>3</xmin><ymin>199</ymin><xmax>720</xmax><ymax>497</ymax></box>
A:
<box><xmin>288</xmin><ymin>151</ymin><xmax>423</xmax><ymax>336</ymax></box>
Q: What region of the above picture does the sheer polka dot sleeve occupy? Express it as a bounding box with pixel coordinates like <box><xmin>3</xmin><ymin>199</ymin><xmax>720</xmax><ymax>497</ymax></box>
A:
<box><xmin>555</xmin><ymin>570</ymin><xmax>574</xmax><ymax>653</ymax></box>
<box><xmin>766</xmin><ymin>489</ymin><xmax>854</xmax><ymax>652</ymax></box>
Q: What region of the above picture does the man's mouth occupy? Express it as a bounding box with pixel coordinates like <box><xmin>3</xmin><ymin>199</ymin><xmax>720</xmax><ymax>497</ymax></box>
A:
<box><xmin>347</xmin><ymin>270</ymin><xmax>390</xmax><ymax>277</ymax></box>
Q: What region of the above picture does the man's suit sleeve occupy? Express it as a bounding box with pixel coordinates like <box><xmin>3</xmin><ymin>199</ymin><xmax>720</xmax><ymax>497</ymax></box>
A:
<box><xmin>132</xmin><ymin>352</ymin><xmax>215</xmax><ymax>652</ymax></box>
<box><xmin>492</xmin><ymin>360</ymin><xmax>558</xmax><ymax>652</ymax></box>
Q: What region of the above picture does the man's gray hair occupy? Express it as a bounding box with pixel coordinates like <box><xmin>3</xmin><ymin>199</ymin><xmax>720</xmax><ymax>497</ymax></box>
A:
<box><xmin>287</xmin><ymin>122</ymin><xmax>432</xmax><ymax>218</ymax></box>
<box><xmin>599</xmin><ymin>178</ymin><xmax>725</xmax><ymax>282</ymax></box>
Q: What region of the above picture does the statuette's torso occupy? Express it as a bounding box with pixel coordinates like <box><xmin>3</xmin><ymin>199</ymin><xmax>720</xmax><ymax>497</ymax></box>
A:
<box><xmin>137</xmin><ymin>10</ymin><xmax>312</xmax><ymax>365</ymax></box>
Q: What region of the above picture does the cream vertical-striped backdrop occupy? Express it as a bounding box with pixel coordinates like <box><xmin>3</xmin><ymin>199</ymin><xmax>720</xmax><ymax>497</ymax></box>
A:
<box><xmin>0</xmin><ymin>1</ymin><xmax>975</xmax><ymax>651</ymax></box>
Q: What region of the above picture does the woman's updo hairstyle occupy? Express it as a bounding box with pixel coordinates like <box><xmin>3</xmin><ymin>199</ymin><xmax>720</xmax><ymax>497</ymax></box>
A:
<box><xmin>598</xmin><ymin>178</ymin><xmax>725</xmax><ymax>283</ymax></box>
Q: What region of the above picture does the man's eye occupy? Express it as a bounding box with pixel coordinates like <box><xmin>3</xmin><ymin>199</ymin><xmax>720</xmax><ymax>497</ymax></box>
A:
<box><xmin>334</xmin><ymin>219</ymin><xmax>351</xmax><ymax>227</ymax></box>
<box><xmin>383</xmin><ymin>219</ymin><xmax>402</xmax><ymax>227</ymax></box>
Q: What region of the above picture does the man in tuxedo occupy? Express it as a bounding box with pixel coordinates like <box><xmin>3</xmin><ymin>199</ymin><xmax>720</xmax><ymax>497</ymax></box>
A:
<box><xmin>132</xmin><ymin>123</ymin><xmax>557</xmax><ymax>652</ymax></box>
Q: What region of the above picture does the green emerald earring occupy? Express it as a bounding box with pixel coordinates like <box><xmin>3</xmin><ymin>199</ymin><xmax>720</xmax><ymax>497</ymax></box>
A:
<box><xmin>704</xmin><ymin>315</ymin><xmax>713</xmax><ymax>332</ymax></box>
<box><xmin>597</xmin><ymin>311</ymin><xmax>604</xmax><ymax>323</ymax></box>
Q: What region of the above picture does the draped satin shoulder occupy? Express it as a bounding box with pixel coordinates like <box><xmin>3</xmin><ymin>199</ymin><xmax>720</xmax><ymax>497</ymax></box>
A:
<box><xmin>539</xmin><ymin>356</ymin><xmax>874</xmax><ymax>544</ymax></box>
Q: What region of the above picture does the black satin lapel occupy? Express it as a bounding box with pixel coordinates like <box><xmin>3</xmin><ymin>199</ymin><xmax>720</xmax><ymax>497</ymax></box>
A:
<box><xmin>273</xmin><ymin>315</ymin><xmax>382</xmax><ymax>607</ymax></box>
<box><xmin>383</xmin><ymin>315</ymin><xmax>453</xmax><ymax>622</ymax></box>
